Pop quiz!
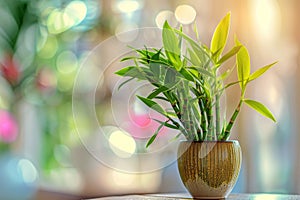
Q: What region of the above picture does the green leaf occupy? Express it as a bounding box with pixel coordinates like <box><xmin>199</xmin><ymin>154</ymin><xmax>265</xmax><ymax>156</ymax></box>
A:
<box><xmin>115</xmin><ymin>66</ymin><xmax>135</xmax><ymax>76</ymax></box>
<box><xmin>211</xmin><ymin>48</ymin><xmax>223</xmax><ymax>62</ymax></box>
<box><xmin>179</xmin><ymin>67</ymin><xmax>194</xmax><ymax>82</ymax></box>
<box><xmin>147</xmin><ymin>86</ymin><xmax>169</xmax><ymax>99</ymax></box>
<box><xmin>190</xmin><ymin>101</ymin><xmax>201</xmax><ymax>121</ymax></box>
<box><xmin>120</xmin><ymin>56</ymin><xmax>137</xmax><ymax>62</ymax></box>
<box><xmin>149</xmin><ymin>50</ymin><xmax>161</xmax><ymax>79</ymax></box>
<box><xmin>191</xmin><ymin>87</ymin><xmax>201</xmax><ymax>97</ymax></box>
<box><xmin>146</xmin><ymin>132</ymin><xmax>158</xmax><ymax>148</ymax></box>
<box><xmin>146</xmin><ymin>123</ymin><xmax>164</xmax><ymax>148</ymax></box>
<box><xmin>169</xmin><ymin>132</ymin><xmax>183</xmax><ymax>142</ymax></box>
<box><xmin>151</xmin><ymin>48</ymin><xmax>162</xmax><ymax>60</ymax></box>
<box><xmin>143</xmin><ymin>58</ymin><xmax>170</xmax><ymax>66</ymax></box>
<box><xmin>162</xmin><ymin>21</ymin><xmax>181</xmax><ymax>70</ymax></box>
<box><xmin>117</xmin><ymin>77</ymin><xmax>134</xmax><ymax>90</ymax></box>
<box><xmin>210</xmin><ymin>12</ymin><xmax>231</xmax><ymax>60</ymax></box>
<box><xmin>218</xmin><ymin>65</ymin><xmax>235</xmax><ymax>81</ymax></box>
<box><xmin>249</xmin><ymin>61</ymin><xmax>278</xmax><ymax>81</ymax></box>
<box><xmin>224</xmin><ymin>80</ymin><xmax>241</xmax><ymax>89</ymax></box>
<box><xmin>173</xmin><ymin>28</ymin><xmax>199</xmax><ymax>50</ymax></box>
<box><xmin>188</xmin><ymin>68</ymin><xmax>199</xmax><ymax>78</ymax></box>
<box><xmin>188</xmin><ymin>48</ymin><xmax>202</xmax><ymax>66</ymax></box>
<box><xmin>188</xmin><ymin>66</ymin><xmax>214</xmax><ymax>78</ymax></box>
<box><xmin>166</xmin><ymin>111</ymin><xmax>178</xmax><ymax>118</ymax></box>
<box><xmin>154</xmin><ymin>96</ymin><xmax>169</xmax><ymax>102</ymax></box>
<box><xmin>178</xmin><ymin>25</ymin><xmax>183</xmax><ymax>49</ymax></box>
<box><xmin>137</xmin><ymin>96</ymin><xmax>166</xmax><ymax>116</ymax></box>
<box><xmin>173</xmin><ymin>28</ymin><xmax>211</xmax><ymax>64</ymax></box>
<box><xmin>164</xmin><ymin>68</ymin><xmax>177</xmax><ymax>85</ymax></box>
<box><xmin>244</xmin><ymin>99</ymin><xmax>276</xmax><ymax>122</ymax></box>
<box><xmin>149</xmin><ymin>62</ymin><xmax>160</xmax><ymax>80</ymax></box>
<box><xmin>217</xmin><ymin>45</ymin><xmax>242</xmax><ymax>65</ymax></box>
<box><xmin>235</xmin><ymin>37</ymin><xmax>250</xmax><ymax>90</ymax></box>
<box><xmin>193</xmin><ymin>22</ymin><xmax>199</xmax><ymax>40</ymax></box>
<box><xmin>152</xmin><ymin>118</ymin><xmax>179</xmax><ymax>130</ymax></box>
<box><xmin>116</xmin><ymin>66</ymin><xmax>152</xmax><ymax>80</ymax></box>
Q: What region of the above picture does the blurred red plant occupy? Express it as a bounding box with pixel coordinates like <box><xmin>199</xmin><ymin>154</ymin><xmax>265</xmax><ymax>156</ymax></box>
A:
<box><xmin>36</xmin><ymin>67</ymin><xmax>57</xmax><ymax>92</ymax></box>
<box><xmin>0</xmin><ymin>54</ymin><xmax>21</xmax><ymax>86</ymax></box>
<box><xmin>0</xmin><ymin>110</ymin><xmax>18</xmax><ymax>143</ymax></box>
<box><xmin>124</xmin><ymin>110</ymin><xmax>167</xmax><ymax>140</ymax></box>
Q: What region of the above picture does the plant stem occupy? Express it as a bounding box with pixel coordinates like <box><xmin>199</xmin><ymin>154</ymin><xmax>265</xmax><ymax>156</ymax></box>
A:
<box><xmin>219</xmin><ymin>99</ymin><xmax>243</xmax><ymax>140</ymax></box>
<box><xmin>160</xmin><ymin>91</ymin><xmax>190</xmax><ymax>138</ymax></box>
<box><xmin>213</xmin><ymin>66</ymin><xmax>220</xmax><ymax>140</ymax></box>
<box><xmin>207</xmin><ymin>116</ymin><xmax>214</xmax><ymax>141</ymax></box>
<box><xmin>164</xmin><ymin>91</ymin><xmax>181</xmax><ymax>119</ymax></box>
<box><xmin>205</xmin><ymin>97</ymin><xmax>213</xmax><ymax>140</ymax></box>
<box><xmin>196</xmin><ymin>83</ymin><xmax>207</xmax><ymax>141</ymax></box>
<box><xmin>178</xmin><ymin>81</ymin><xmax>198</xmax><ymax>141</ymax></box>
<box><xmin>199</xmin><ymin>100</ymin><xmax>207</xmax><ymax>140</ymax></box>
<box><xmin>215</xmin><ymin>93</ymin><xmax>221</xmax><ymax>138</ymax></box>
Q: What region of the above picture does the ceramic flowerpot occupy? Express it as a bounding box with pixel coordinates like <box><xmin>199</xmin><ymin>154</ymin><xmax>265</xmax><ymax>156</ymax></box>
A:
<box><xmin>177</xmin><ymin>141</ymin><xmax>242</xmax><ymax>199</ymax></box>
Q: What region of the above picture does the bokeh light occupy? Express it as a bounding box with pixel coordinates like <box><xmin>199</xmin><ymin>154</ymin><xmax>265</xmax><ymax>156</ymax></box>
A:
<box><xmin>253</xmin><ymin>194</ymin><xmax>279</xmax><ymax>200</ymax></box>
<box><xmin>112</xmin><ymin>170</ymin><xmax>136</xmax><ymax>186</ymax></box>
<box><xmin>55</xmin><ymin>50</ymin><xmax>79</xmax><ymax>92</ymax></box>
<box><xmin>37</xmin><ymin>36</ymin><xmax>58</xmax><ymax>59</ymax></box>
<box><xmin>252</xmin><ymin>0</ymin><xmax>281</xmax><ymax>41</ymax></box>
<box><xmin>174</xmin><ymin>5</ymin><xmax>196</xmax><ymax>25</ymax></box>
<box><xmin>114</xmin><ymin>0</ymin><xmax>142</xmax><ymax>13</ymax></box>
<box><xmin>17</xmin><ymin>159</ymin><xmax>38</xmax><ymax>184</ymax></box>
<box><xmin>155</xmin><ymin>10</ymin><xmax>177</xmax><ymax>29</ymax></box>
<box><xmin>54</xmin><ymin>144</ymin><xmax>72</xmax><ymax>167</ymax></box>
<box><xmin>47</xmin><ymin>1</ymin><xmax>87</xmax><ymax>34</ymax></box>
<box><xmin>56</xmin><ymin>50</ymin><xmax>78</xmax><ymax>74</ymax></box>
<box><xmin>108</xmin><ymin>130</ymin><xmax>136</xmax><ymax>158</ymax></box>
<box><xmin>64</xmin><ymin>1</ymin><xmax>87</xmax><ymax>27</ymax></box>
<box><xmin>57</xmin><ymin>72</ymin><xmax>75</xmax><ymax>92</ymax></box>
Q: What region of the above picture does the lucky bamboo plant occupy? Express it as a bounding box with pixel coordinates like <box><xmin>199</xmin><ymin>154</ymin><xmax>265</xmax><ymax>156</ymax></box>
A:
<box><xmin>115</xmin><ymin>12</ymin><xmax>277</xmax><ymax>147</ymax></box>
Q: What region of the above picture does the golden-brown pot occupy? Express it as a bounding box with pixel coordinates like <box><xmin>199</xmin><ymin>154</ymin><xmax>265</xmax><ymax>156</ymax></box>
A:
<box><xmin>177</xmin><ymin>141</ymin><xmax>242</xmax><ymax>199</ymax></box>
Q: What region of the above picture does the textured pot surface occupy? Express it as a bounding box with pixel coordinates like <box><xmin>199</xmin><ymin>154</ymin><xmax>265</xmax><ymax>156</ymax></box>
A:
<box><xmin>177</xmin><ymin>141</ymin><xmax>242</xmax><ymax>199</ymax></box>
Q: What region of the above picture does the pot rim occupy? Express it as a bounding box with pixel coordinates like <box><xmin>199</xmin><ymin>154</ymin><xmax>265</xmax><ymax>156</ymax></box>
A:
<box><xmin>180</xmin><ymin>140</ymin><xmax>239</xmax><ymax>144</ymax></box>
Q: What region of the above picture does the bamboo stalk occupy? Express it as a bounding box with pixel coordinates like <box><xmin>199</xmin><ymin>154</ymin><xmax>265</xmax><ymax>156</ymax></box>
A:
<box><xmin>196</xmin><ymin>83</ymin><xmax>208</xmax><ymax>141</ymax></box>
<box><xmin>219</xmin><ymin>99</ymin><xmax>243</xmax><ymax>140</ymax></box>
<box><xmin>215</xmin><ymin>93</ymin><xmax>221</xmax><ymax>138</ymax></box>
<box><xmin>205</xmin><ymin>96</ymin><xmax>213</xmax><ymax>140</ymax></box>
<box><xmin>164</xmin><ymin>91</ymin><xmax>181</xmax><ymax>119</ymax></box>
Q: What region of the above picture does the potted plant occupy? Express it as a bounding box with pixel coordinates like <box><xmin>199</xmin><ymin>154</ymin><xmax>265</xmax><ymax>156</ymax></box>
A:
<box><xmin>115</xmin><ymin>12</ymin><xmax>277</xmax><ymax>199</ymax></box>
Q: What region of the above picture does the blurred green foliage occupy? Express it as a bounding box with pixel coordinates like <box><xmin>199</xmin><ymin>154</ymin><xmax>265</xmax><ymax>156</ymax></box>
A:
<box><xmin>0</xmin><ymin>0</ymin><xmax>100</xmax><ymax>174</ymax></box>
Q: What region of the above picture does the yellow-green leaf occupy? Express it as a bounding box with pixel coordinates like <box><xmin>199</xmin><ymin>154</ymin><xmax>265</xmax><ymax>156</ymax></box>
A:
<box><xmin>249</xmin><ymin>61</ymin><xmax>278</xmax><ymax>81</ymax></box>
<box><xmin>218</xmin><ymin>65</ymin><xmax>235</xmax><ymax>81</ymax></box>
<box><xmin>210</xmin><ymin>12</ymin><xmax>231</xmax><ymax>60</ymax></box>
<box><xmin>217</xmin><ymin>45</ymin><xmax>242</xmax><ymax>65</ymax></box>
<box><xmin>179</xmin><ymin>67</ymin><xmax>194</xmax><ymax>82</ymax></box>
<box><xmin>188</xmin><ymin>48</ymin><xmax>202</xmax><ymax>66</ymax></box>
<box><xmin>115</xmin><ymin>66</ymin><xmax>135</xmax><ymax>76</ymax></box>
<box><xmin>244</xmin><ymin>99</ymin><xmax>276</xmax><ymax>122</ymax></box>
<box><xmin>235</xmin><ymin>36</ymin><xmax>250</xmax><ymax>90</ymax></box>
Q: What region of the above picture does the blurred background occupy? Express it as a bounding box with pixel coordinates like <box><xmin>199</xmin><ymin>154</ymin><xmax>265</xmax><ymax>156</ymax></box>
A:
<box><xmin>0</xmin><ymin>0</ymin><xmax>299</xmax><ymax>199</ymax></box>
